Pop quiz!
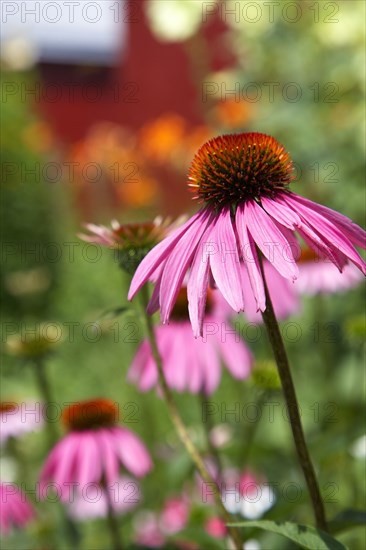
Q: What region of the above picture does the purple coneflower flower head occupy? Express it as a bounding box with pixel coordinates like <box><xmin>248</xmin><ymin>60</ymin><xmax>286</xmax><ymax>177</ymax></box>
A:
<box><xmin>0</xmin><ymin>483</ymin><xmax>34</xmax><ymax>535</ymax></box>
<box><xmin>79</xmin><ymin>217</ymin><xmax>181</xmax><ymax>274</ymax></box>
<box><xmin>294</xmin><ymin>247</ymin><xmax>364</xmax><ymax>295</ymax></box>
<box><xmin>68</xmin><ymin>476</ymin><xmax>140</xmax><ymax>520</ymax></box>
<box><xmin>39</xmin><ymin>398</ymin><xmax>152</xmax><ymax>502</ymax></box>
<box><xmin>159</xmin><ymin>495</ymin><xmax>190</xmax><ymax>535</ymax></box>
<box><xmin>0</xmin><ymin>401</ymin><xmax>44</xmax><ymax>444</ymax></box>
<box><xmin>128</xmin><ymin>133</ymin><xmax>366</xmax><ymax>336</ymax></box>
<box><xmin>128</xmin><ymin>288</ymin><xmax>252</xmax><ymax>395</ymax></box>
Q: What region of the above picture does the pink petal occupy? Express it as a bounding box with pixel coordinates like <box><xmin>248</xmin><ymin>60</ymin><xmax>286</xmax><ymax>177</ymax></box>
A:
<box><xmin>160</xmin><ymin>209</ymin><xmax>213</xmax><ymax>324</ymax></box>
<box><xmin>113</xmin><ymin>427</ymin><xmax>152</xmax><ymax>477</ymax></box>
<box><xmin>209</xmin><ymin>208</ymin><xmax>245</xmax><ymax>312</ymax></box>
<box><xmin>187</xmin><ymin>226</ymin><xmax>212</xmax><ymax>338</ymax></box>
<box><xmin>289</xmin><ymin>193</ymin><xmax>366</xmax><ymax>249</ymax></box>
<box><xmin>218</xmin><ymin>333</ymin><xmax>253</xmax><ymax>379</ymax></box>
<box><xmin>235</xmin><ymin>205</ymin><xmax>265</xmax><ymax>312</ymax></box>
<box><xmin>128</xmin><ymin>212</ymin><xmax>204</xmax><ymax>301</ymax></box>
<box><xmin>284</xmin><ymin>194</ymin><xmax>366</xmax><ymax>274</ymax></box>
<box><xmin>75</xmin><ymin>433</ymin><xmax>101</xmax><ymax>488</ymax></box>
<box><xmin>96</xmin><ymin>429</ymin><xmax>120</xmax><ymax>485</ymax></box>
<box><xmin>197</xmin><ymin>337</ymin><xmax>221</xmax><ymax>395</ymax></box>
<box><xmin>245</xmin><ymin>200</ymin><xmax>299</xmax><ymax>280</ymax></box>
<box><xmin>260</xmin><ymin>195</ymin><xmax>301</xmax><ymax>229</ymax></box>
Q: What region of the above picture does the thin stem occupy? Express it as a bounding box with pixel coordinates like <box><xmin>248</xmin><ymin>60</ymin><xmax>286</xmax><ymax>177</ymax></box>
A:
<box><xmin>139</xmin><ymin>286</ymin><xmax>243</xmax><ymax>550</ymax></box>
<box><xmin>32</xmin><ymin>358</ymin><xmax>58</xmax><ymax>447</ymax></box>
<box><xmin>259</xmin><ymin>257</ymin><xmax>328</xmax><ymax>532</ymax></box>
<box><xmin>104</xmin><ymin>483</ymin><xmax>123</xmax><ymax>550</ymax></box>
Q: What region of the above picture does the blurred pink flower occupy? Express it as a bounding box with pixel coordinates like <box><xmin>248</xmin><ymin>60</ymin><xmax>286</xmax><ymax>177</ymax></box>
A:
<box><xmin>0</xmin><ymin>483</ymin><xmax>34</xmax><ymax>536</ymax></box>
<box><xmin>205</xmin><ymin>516</ymin><xmax>227</xmax><ymax>538</ymax></box>
<box><xmin>128</xmin><ymin>288</ymin><xmax>252</xmax><ymax>395</ymax></box>
<box><xmin>294</xmin><ymin>248</ymin><xmax>364</xmax><ymax>295</ymax></box>
<box><xmin>160</xmin><ymin>496</ymin><xmax>189</xmax><ymax>534</ymax></box>
<box><xmin>0</xmin><ymin>401</ymin><xmax>44</xmax><ymax>444</ymax></box>
<box><xmin>68</xmin><ymin>476</ymin><xmax>140</xmax><ymax>520</ymax></box>
<box><xmin>39</xmin><ymin>399</ymin><xmax>152</xmax><ymax>502</ymax></box>
<box><xmin>134</xmin><ymin>495</ymin><xmax>189</xmax><ymax>548</ymax></box>
<box><xmin>128</xmin><ymin>133</ymin><xmax>366</xmax><ymax>336</ymax></box>
<box><xmin>134</xmin><ymin>511</ymin><xmax>165</xmax><ymax>548</ymax></box>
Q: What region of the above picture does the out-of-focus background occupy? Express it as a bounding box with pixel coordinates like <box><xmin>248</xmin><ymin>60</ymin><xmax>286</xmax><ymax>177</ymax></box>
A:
<box><xmin>1</xmin><ymin>1</ymin><xmax>365</xmax><ymax>549</ymax></box>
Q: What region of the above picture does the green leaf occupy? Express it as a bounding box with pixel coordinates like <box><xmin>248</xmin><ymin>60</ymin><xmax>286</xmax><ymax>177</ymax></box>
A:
<box><xmin>228</xmin><ymin>520</ymin><xmax>348</xmax><ymax>550</ymax></box>
<box><xmin>329</xmin><ymin>509</ymin><xmax>366</xmax><ymax>534</ymax></box>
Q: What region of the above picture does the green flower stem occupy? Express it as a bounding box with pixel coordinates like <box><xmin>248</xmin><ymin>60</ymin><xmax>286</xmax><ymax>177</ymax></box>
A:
<box><xmin>139</xmin><ymin>286</ymin><xmax>243</xmax><ymax>550</ymax></box>
<box><xmin>32</xmin><ymin>358</ymin><xmax>58</xmax><ymax>448</ymax></box>
<box><xmin>259</xmin><ymin>257</ymin><xmax>328</xmax><ymax>532</ymax></box>
<box><xmin>104</xmin><ymin>482</ymin><xmax>123</xmax><ymax>550</ymax></box>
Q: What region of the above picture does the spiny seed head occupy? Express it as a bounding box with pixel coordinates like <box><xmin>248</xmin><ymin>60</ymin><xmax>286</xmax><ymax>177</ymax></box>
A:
<box><xmin>62</xmin><ymin>399</ymin><xmax>118</xmax><ymax>432</ymax></box>
<box><xmin>188</xmin><ymin>132</ymin><xmax>295</xmax><ymax>209</ymax></box>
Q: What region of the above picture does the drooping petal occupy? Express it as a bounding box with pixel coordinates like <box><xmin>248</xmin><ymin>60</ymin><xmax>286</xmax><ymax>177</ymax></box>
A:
<box><xmin>218</xmin><ymin>330</ymin><xmax>253</xmax><ymax>380</ymax></box>
<box><xmin>209</xmin><ymin>208</ymin><xmax>245</xmax><ymax>312</ymax></box>
<box><xmin>160</xmin><ymin>209</ymin><xmax>214</xmax><ymax>324</ymax></box>
<box><xmin>187</xmin><ymin>225</ymin><xmax>212</xmax><ymax>337</ymax></box>
<box><xmin>289</xmin><ymin>193</ymin><xmax>366</xmax><ymax>249</ymax></box>
<box><xmin>197</xmin><ymin>333</ymin><xmax>222</xmax><ymax>395</ymax></box>
<box><xmin>76</xmin><ymin>433</ymin><xmax>102</xmax><ymax>488</ymax></box>
<box><xmin>274</xmin><ymin>195</ymin><xmax>346</xmax><ymax>270</ymax></box>
<box><xmin>50</xmin><ymin>435</ymin><xmax>80</xmax><ymax>498</ymax></box>
<box><xmin>128</xmin><ymin>211</ymin><xmax>205</xmax><ymax>301</ymax></box>
<box><xmin>244</xmin><ymin>200</ymin><xmax>299</xmax><ymax>280</ymax></box>
<box><xmin>260</xmin><ymin>195</ymin><xmax>301</xmax><ymax>229</ymax></box>
<box><xmin>283</xmin><ymin>194</ymin><xmax>366</xmax><ymax>274</ymax></box>
<box><xmin>235</xmin><ymin>205</ymin><xmax>265</xmax><ymax>312</ymax></box>
<box><xmin>113</xmin><ymin>427</ymin><xmax>152</xmax><ymax>477</ymax></box>
<box><xmin>96</xmin><ymin>429</ymin><xmax>120</xmax><ymax>485</ymax></box>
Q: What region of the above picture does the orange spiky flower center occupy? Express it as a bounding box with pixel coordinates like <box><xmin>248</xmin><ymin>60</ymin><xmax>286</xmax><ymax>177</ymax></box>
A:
<box><xmin>171</xmin><ymin>288</ymin><xmax>214</xmax><ymax>321</ymax></box>
<box><xmin>298</xmin><ymin>247</ymin><xmax>320</xmax><ymax>263</ymax></box>
<box><xmin>62</xmin><ymin>399</ymin><xmax>118</xmax><ymax>431</ymax></box>
<box><xmin>188</xmin><ymin>132</ymin><xmax>294</xmax><ymax>209</ymax></box>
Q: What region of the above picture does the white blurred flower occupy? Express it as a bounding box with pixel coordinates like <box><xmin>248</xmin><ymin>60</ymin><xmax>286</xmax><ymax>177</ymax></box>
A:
<box><xmin>244</xmin><ymin>539</ymin><xmax>261</xmax><ymax>550</ymax></box>
<box><xmin>145</xmin><ymin>0</ymin><xmax>205</xmax><ymax>42</ymax></box>
<box><xmin>1</xmin><ymin>36</ymin><xmax>38</xmax><ymax>70</ymax></box>
<box><xmin>350</xmin><ymin>435</ymin><xmax>366</xmax><ymax>459</ymax></box>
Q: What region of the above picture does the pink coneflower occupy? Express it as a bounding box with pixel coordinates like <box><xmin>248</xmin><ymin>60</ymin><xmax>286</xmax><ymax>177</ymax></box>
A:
<box><xmin>133</xmin><ymin>496</ymin><xmax>189</xmax><ymax>548</ymax></box>
<box><xmin>128</xmin><ymin>288</ymin><xmax>252</xmax><ymax>395</ymax></box>
<box><xmin>294</xmin><ymin>247</ymin><xmax>364</xmax><ymax>295</ymax></box>
<box><xmin>68</xmin><ymin>476</ymin><xmax>140</xmax><ymax>520</ymax></box>
<box><xmin>205</xmin><ymin>516</ymin><xmax>227</xmax><ymax>538</ymax></box>
<box><xmin>0</xmin><ymin>401</ymin><xmax>44</xmax><ymax>444</ymax></box>
<box><xmin>128</xmin><ymin>133</ymin><xmax>366</xmax><ymax>336</ymax></box>
<box><xmin>0</xmin><ymin>483</ymin><xmax>34</xmax><ymax>535</ymax></box>
<box><xmin>134</xmin><ymin>511</ymin><xmax>165</xmax><ymax>548</ymax></box>
<box><xmin>39</xmin><ymin>399</ymin><xmax>152</xmax><ymax>501</ymax></box>
<box><xmin>160</xmin><ymin>496</ymin><xmax>190</xmax><ymax>534</ymax></box>
<box><xmin>79</xmin><ymin>218</ymin><xmax>180</xmax><ymax>274</ymax></box>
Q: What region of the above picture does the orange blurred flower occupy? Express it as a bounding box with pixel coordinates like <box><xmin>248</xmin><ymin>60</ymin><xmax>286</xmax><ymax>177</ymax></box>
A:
<box><xmin>139</xmin><ymin>114</ymin><xmax>187</xmax><ymax>164</ymax></box>
<box><xmin>212</xmin><ymin>99</ymin><xmax>253</xmax><ymax>128</ymax></box>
